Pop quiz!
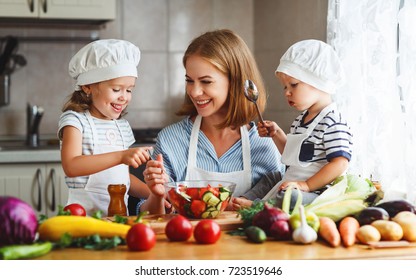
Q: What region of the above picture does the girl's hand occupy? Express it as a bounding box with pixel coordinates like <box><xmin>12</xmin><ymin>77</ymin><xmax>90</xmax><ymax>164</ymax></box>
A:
<box><xmin>122</xmin><ymin>146</ymin><xmax>152</xmax><ymax>168</ymax></box>
<box><xmin>279</xmin><ymin>181</ymin><xmax>310</xmax><ymax>192</ymax></box>
<box><xmin>229</xmin><ymin>197</ymin><xmax>253</xmax><ymax>210</ymax></box>
<box><xmin>257</xmin><ymin>121</ymin><xmax>280</xmax><ymax>138</ymax></box>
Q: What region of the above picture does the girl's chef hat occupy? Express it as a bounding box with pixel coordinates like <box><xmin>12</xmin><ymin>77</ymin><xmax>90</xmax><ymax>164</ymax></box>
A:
<box><xmin>69</xmin><ymin>39</ymin><xmax>141</xmax><ymax>91</ymax></box>
<box><xmin>275</xmin><ymin>39</ymin><xmax>345</xmax><ymax>94</ymax></box>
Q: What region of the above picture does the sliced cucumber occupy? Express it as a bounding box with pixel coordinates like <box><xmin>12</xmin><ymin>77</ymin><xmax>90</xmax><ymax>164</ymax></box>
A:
<box><xmin>210</xmin><ymin>210</ymin><xmax>219</xmax><ymax>218</ymax></box>
<box><xmin>202</xmin><ymin>191</ymin><xmax>220</xmax><ymax>206</ymax></box>
<box><xmin>219</xmin><ymin>191</ymin><xmax>230</xmax><ymax>201</ymax></box>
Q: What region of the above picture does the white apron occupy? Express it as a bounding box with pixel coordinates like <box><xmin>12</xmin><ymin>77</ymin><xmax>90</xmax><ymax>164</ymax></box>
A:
<box><xmin>67</xmin><ymin>111</ymin><xmax>130</xmax><ymax>216</ymax></box>
<box><xmin>185</xmin><ymin>115</ymin><xmax>252</xmax><ymax>197</ymax></box>
<box><xmin>263</xmin><ymin>103</ymin><xmax>336</xmax><ymax>200</ymax></box>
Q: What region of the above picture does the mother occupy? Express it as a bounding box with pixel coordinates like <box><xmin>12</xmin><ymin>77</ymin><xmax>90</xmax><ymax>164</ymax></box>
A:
<box><xmin>140</xmin><ymin>29</ymin><xmax>284</xmax><ymax>214</ymax></box>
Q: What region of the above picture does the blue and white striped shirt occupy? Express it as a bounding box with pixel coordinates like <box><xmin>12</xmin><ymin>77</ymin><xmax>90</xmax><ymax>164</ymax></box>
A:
<box><xmin>292</xmin><ymin>108</ymin><xmax>353</xmax><ymax>163</ymax></box>
<box><xmin>58</xmin><ymin>110</ymin><xmax>135</xmax><ymax>189</ymax></box>
<box><xmin>153</xmin><ymin>116</ymin><xmax>285</xmax><ymax>188</ymax></box>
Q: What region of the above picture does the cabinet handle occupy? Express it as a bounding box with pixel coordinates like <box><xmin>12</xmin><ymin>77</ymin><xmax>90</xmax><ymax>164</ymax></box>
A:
<box><xmin>41</xmin><ymin>0</ymin><xmax>47</xmax><ymax>13</ymax></box>
<box><xmin>35</xmin><ymin>168</ymin><xmax>42</xmax><ymax>212</ymax></box>
<box><xmin>49</xmin><ymin>168</ymin><xmax>56</xmax><ymax>212</ymax></box>
<box><xmin>28</xmin><ymin>0</ymin><xmax>34</xmax><ymax>13</ymax></box>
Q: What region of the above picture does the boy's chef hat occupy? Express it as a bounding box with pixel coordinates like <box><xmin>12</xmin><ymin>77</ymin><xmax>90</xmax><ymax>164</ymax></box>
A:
<box><xmin>69</xmin><ymin>39</ymin><xmax>140</xmax><ymax>91</ymax></box>
<box><xmin>275</xmin><ymin>39</ymin><xmax>345</xmax><ymax>94</ymax></box>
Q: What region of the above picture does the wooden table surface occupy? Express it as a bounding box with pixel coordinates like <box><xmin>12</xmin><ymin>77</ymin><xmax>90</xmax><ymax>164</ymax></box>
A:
<box><xmin>36</xmin><ymin>219</ymin><xmax>416</xmax><ymax>260</ymax></box>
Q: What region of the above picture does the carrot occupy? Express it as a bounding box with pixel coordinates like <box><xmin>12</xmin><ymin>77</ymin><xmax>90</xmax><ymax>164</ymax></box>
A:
<box><xmin>339</xmin><ymin>216</ymin><xmax>360</xmax><ymax>247</ymax></box>
<box><xmin>318</xmin><ymin>217</ymin><xmax>341</xmax><ymax>247</ymax></box>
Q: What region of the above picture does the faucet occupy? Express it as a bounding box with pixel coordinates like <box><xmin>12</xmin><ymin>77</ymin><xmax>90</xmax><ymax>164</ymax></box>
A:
<box><xmin>26</xmin><ymin>103</ymin><xmax>44</xmax><ymax>147</ymax></box>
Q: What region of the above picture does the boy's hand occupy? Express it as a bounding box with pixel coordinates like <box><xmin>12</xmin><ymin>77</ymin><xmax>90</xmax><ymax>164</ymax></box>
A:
<box><xmin>257</xmin><ymin>121</ymin><xmax>280</xmax><ymax>138</ymax></box>
<box><xmin>279</xmin><ymin>181</ymin><xmax>310</xmax><ymax>192</ymax></box>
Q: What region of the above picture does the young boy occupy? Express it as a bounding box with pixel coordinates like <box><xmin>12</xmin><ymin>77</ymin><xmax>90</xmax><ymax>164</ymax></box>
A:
<box><xmin>234</xmin><ymin>39</ymin><xmax>353</xmax><ymax>210</ymax></box>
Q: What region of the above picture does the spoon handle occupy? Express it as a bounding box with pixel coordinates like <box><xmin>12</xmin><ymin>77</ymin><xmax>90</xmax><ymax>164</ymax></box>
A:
<box><xmin>254</xmin><ymin>103</ymin><xmax>265</xmax><ymax>124</ymax></box>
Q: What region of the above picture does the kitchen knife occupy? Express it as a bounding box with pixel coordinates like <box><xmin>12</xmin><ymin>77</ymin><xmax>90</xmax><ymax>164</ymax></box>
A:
<box><xmin>0</xmin><ymin>36</ymin><xmax>19</xmax><ymax>75</ymax></box>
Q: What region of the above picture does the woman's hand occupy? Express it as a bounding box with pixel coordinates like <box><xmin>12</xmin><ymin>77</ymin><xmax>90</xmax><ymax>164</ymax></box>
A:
<box><xmin>143</xmin><ymin>153</ymin><xmax>168</xmax><ymax>197</ymax></box>
<box><xmin>229</xmin><ymin>197</ymin><xmax>253</xmax><ymax>210</ymax></box>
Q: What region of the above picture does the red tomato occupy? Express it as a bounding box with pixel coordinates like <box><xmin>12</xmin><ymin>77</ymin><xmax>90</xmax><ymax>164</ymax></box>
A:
<box><xmin>165</xmin><ymin>215</ymin><xmax>193</xmax><ymax>241</ymax></box>
<box><xmin>126</xmin><ymin>223</ymin><xmax>156</xmax><ymax>251</ymax></box>
<box><xmin>193</xmin><ymin>220</ymin><xmax>221</xmax><ymax>244</ymax></box>
<box><xmin>63</xmin><ymin>203</ymin><xmax>86</xmax><ymax>216</ymax></box>
<box><xmin>190</xmin><ymin>200</ymin><xmax>206</xmax><ymax>218</ymax></box>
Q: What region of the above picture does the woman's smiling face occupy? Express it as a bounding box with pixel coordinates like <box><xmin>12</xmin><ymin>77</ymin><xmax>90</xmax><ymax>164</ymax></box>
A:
<box><xmin>85</xmin><ymin>76</ymin><xmax>136</xmax><ymax>120</ymax></box>
<box><xmin>185</xmin><ymin>55</ymin><xmax>229</xmax><ymax>118</ymax></box>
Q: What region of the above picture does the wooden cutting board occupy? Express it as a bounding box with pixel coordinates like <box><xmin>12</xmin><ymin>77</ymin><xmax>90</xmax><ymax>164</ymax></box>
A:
<box><xmin>106</xmin><ymin>211</ymin><xmax>243</xmax><ymax>234</ymax></box>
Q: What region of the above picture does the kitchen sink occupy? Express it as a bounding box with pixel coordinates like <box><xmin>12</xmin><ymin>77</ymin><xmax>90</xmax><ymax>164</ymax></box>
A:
<box><xmin>0</xmin><ymin>139</ymin><xmax>59</xmax><ymax>151</ymax></box>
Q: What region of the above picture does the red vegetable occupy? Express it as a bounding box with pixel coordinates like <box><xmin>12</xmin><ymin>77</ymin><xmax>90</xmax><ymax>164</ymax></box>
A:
<box><xmin>63</xmin><ymin>203</ymin><xmax>86</xmax><ymax>216</ymax></box>
<box><xmin>193</xmin><ymin>220</ymin><xmax>221</xmax><ymax>244</ymax></box>
<box><xmin>165</xmin><ymin>215</ymin><xmax>193</xmax><ymax>241</ymax></box>
<box><xmin>252</xmin><ymin>203</ymin><xmax>289</xmax><ymax>236</ymax></box>
<box><xmin>126</xmin><ymin>223</ymin><xmax>156</xmax><ymax>251</ymax></box>
<box><xmin>0</xmin><ymin>196</ymin><xmax>38</xmax><ymax>246</ymax></box>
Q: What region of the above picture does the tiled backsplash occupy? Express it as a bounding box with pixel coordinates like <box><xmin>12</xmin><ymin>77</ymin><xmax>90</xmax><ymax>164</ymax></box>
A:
<box><xmin>0</xmin><ymin>0</ymin><xmax>327</xmax><ymax>139</ymax></box>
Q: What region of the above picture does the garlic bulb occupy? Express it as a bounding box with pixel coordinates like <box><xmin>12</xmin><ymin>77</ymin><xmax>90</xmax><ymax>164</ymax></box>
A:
<box><xmin>292</xmin><ymin>205</ymin><xmax>317</xmax><ymax>244</ymax></box>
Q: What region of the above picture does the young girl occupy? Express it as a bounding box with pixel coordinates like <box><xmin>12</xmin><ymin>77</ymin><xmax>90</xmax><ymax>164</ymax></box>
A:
<box><xmin>235</xmin><ymin>39</ymin><xmax>353</xmax><ymax>210</ymax></box>
<box><xmin>58</xmin><ymin>39</ymin><xmax>154</xmax><ymax>216</ymax></box>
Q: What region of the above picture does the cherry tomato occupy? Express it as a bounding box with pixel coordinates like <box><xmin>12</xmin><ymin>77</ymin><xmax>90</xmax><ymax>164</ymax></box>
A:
<box><xmin>165</xmin><ymin>215</ymin><xmax>193</xmax><ymax>241</ymax></box>
<box><xmin>63</xmin><ymin>203</ymin><xmax>86</xmax><ymax>216</ymax></box>
<box><xmin>126</xmin><ymin>223</ymin><xmax>156</xmax><ymax>251</ymax></box>
<box><xmin>193</xmin><ymin>220</ymin><xmax>221</xmax><ymax>244</ymax></box>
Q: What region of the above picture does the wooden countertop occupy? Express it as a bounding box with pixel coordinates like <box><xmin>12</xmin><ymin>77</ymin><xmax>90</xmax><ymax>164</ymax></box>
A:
<box><xmin>37</xmin><ymin>226</ymin><xmax>416</xmax><ymax>260</ymax></box>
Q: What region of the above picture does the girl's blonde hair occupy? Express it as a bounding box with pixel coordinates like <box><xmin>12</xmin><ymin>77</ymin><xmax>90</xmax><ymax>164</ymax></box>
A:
<box><xmin>62</xmin><ymin>90</ymin><xmax>92</xmax><ymax>112</ymax></box>
<box><xmin>176</xmin><ymin>29</ymin><xmax>267</xmax><ymax>129</ymax></box>
<box><xmin>62</xmin><ymin>88</ymin><xmax>127</xmax><ymax>117</ymax></box>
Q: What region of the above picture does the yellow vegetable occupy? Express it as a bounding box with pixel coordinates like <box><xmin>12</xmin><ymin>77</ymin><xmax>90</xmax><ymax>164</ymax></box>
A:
<box><xmin>356</xmin><ymin>225</ymin><xmax>381</xmax><ymax>244</ymax></box>
<box><xmin>392</xmin><ymin>211</ymin><xmax>416</xmax><ymax>242</ymax></box>
<box><xmin>371</xmin><ymin>220</ymin><xmax>403</xmax><ymax>241</ymax></box>
<box><xmin>38</xmin><ymin>216</ymin><xmax>131</xmax><ymax>241</ymax></box>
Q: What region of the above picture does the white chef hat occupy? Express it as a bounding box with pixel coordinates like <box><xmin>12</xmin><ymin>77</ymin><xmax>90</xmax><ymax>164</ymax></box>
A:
<box><xmin>69</xmin><ymin>39</ymin><xmax>141</xmax><ymax>91</ymax></box>
<box><xmin>275</xmin><ymin>39</ymin><xmax>345</xmax><ymax>94</ymax></box>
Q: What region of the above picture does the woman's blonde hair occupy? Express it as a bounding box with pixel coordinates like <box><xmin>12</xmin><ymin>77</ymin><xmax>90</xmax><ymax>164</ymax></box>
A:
<box><xmin>176</xmin><ymin>29</ymin><xmax>267</xmax><ymax>129</ymax></box>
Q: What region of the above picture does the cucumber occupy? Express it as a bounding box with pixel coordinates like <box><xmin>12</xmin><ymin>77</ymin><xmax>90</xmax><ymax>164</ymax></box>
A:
<box><xmin>202</xmin><ymin>191</ymin><xmax>220</xmax><ymax>206</ymax></box>
<box><xmin>219</xmin><ymin>191</ymin><xmax>230</xmax><ymax>201</ymax></box>
<box><xmin>245</xmin><ymin>226</ymin><xmax>267</xmax><ymax>243</ymax></box>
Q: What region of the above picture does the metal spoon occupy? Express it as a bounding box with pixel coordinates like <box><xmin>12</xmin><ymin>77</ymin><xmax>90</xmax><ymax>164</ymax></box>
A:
<box><xmin>147</xmin><ymin>149</ymin><xmax>190</xmax><ymax>202</ymax></box>
<box><xmin>244</xmin><ymin>79</ymin><xmax>265</xmax><ymax>125</ymax></box>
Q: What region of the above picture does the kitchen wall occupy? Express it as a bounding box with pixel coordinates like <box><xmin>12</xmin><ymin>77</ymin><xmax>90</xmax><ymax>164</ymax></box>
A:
<box><xmin>0</xmin><ymin>0</ymin><xmax>327</xmax><ymax>139</ymax></box>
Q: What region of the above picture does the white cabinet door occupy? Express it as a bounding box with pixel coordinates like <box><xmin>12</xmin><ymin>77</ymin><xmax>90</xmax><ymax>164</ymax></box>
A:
<box><xmin>0</xmin><ymin>0</ymin><xmax>38</xmax><ymax>17</ymax></box>
<box><xmin>0</xmin><ymin>0</ymin><xmax>115</xmax><ymax>20</ymax></box>
<box><xmin>40</xmin><ymin>0</ymin><xmax>116</xmax><ymax>20</ymax></box>
<box><xmin>0</xmin><ymin>163</ymin><xmax>68</xmax><ymax>217</ymax></box>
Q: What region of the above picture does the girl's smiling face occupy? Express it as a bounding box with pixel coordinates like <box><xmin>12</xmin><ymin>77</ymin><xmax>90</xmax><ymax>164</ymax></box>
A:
<box><xmin>83</xmin><ymin>76</ymin><xmax>136</xmax><ymax>120</ymax></box>
<box><xmin>185</xmin><ymin>55</ymin><xmax>229</xmax><ymax>118</ymax></box>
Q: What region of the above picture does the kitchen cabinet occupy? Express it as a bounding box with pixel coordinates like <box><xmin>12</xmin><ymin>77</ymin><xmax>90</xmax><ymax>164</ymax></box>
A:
<box><xmin>0</xmin><ymin>0</ymin><xmax>116</xmax><ymax>21</ymax></box>
<box><xmin>0</xmin><ymin>162</ymin><xmax>68</xmax><ymax>217</ymax></box>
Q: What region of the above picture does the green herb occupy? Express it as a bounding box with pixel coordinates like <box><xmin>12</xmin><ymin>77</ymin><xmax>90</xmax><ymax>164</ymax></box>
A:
<box><xmin>55</xmin><ymin>232</ymin><xmax>123</xmax><ymax>250</ymax></box>
<box><xmin>237</xmin><ymin>200</ymin><xmax>265</xmax><ymax>228</ymax></box>
<box><xmin>114</xmin><ymin>215</ymin><xmax>128</xmax><ymax>224</ymax></box>
<box><xmin>57</xmin><ymin>205</ymin><xmax>71</xmax><ymax>216</ymax></box>
<box><xmin>92</xmin><ymin>210</ymin><xmax>103</xmax><ymax>219</ymax></box>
